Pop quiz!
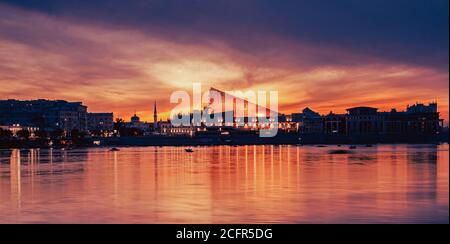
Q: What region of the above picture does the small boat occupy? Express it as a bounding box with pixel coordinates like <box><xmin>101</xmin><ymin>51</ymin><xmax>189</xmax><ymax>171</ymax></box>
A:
<box><xmin>329</xmin><ymin>149</ymin><xmax>352</xmax><ymax>154</ymax></box>
<box><xmin>349</xmin><ymin>145</ymin><xmax>357</xmax><ymax>149</ymax></box>
<box><xmin>110</xmin><ymin>148</ymin><xmax>120</xmax><ymax>152</ymax></box>
<box><xmin>185</xmin><ymin>148</ymin><xmax>194</xmax><ymax>153</ymax></box>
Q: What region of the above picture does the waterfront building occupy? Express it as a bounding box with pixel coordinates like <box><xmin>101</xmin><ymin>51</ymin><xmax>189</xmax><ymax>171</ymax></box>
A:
<box><xmin>158</xmin><ymin>121</ymin><xmax>172</xmax><ymax>134</ymax></box>
<box><xmin>159</xmin><ymin>120</ymin><xmax>195</xmax><ymax>136</ymax></box>
<box><xmin>123</xmin><ymin>113</ymin><xmax>151</xmax><ymax>132</ymax></box>
<box><xmin>296</xmin><ymin>102</ymin><xmax>442</xmax><ymax>136</ymax></box>
<box><xmin>407</xmin><ymin>102</ymin><xmax>438</xmax><ymax>113</ymax></box>
<box><xmin>292</xmin><ymin>108</ymin><xmax>323</xmax><ymax>134</ymax></box>
<box><xmin>276</xmin><ymin>114</ymin><xmax>298</xmax><ymax>133</ymax></box>
<box><xmin>88</xmin><ymin>113</ymin><xmax>114</xmax><ymax>136</ymax></box>
<box><xmin>346</xmin><ymin>107</ymin><xmax>384</xmax><ymax>135</ymax></box>
<box><xmin>0</xmin><ymin>124</ymin><xmax>39</xmax><ymax>138</ymax></box>
<box><xmin>345</xmin><ymin>104</ymin><xmax>442</xmax><ymax>136</ymax></box>
<box><xmin>380</xmin><ymin>103</ymin><xmax>442</xmax><ymax>135</ymax></box>
<box><xmin>324</xmin><ymin>112</ymin><xmax>347</xmax><ymax>135</ymax></box>
<box><xmin>0</xmin><ymin>99</ymin><xmax>88</xmax><ymax>133</ymax></box>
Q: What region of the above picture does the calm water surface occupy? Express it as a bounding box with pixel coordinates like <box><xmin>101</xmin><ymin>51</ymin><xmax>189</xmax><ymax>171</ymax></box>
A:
<box><xmin>0</xmin><ymin>144</ymin><xmax>448</xmax><ymax>224</ymax></box>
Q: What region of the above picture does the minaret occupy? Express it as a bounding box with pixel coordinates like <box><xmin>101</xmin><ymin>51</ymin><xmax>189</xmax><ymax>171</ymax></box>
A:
<box><xmin>153</xmin><ymin>101</ymin><xmax>158</xmax><ymax>131</ymax></box>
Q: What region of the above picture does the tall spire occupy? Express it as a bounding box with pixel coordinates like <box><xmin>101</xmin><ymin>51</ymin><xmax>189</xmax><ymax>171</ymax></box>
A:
<box><xmin>153</xmin><ymin>100</ymin><xmax>158</xmax><ymax>130</ymax></box>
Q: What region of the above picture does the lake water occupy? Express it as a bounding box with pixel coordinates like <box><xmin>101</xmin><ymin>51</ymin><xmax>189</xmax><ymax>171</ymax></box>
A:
<box><xmin>0</xmin><ymin>144</ymin><xmax>448</xmax><ymax>224</ymax></box>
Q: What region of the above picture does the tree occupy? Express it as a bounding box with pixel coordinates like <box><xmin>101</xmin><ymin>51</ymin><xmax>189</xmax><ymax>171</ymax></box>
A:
<box><xmin>119</xmin><ymin>127</ymin><xmax>143</xmax><ymax>137</ymax></box>
<box><xmin>51</xmin><ymin>129</ymin><xmax>65</xmax><ymax>139</ymax></box>
<box><xmin>34</xmin><ymin>130</ymin><xmax>49</xmax><ymax>139</ymax></box>
<box><xmin>114</xmin><ymin>118</ymin><xmax>125</xmax><ymax>131</ymax></box>
<box><xmin>90</xmin><ymin>129</ymin><xmax>103</xmax><ymax>137</ymax></box>
<box><xmin>71</xmin><ymin>129</ymin><xmax>88</xmax><ymax>145</ymax></box>
<box><xmin>0</xmin><ymin>128</ymin><xmax>13</xmax><ymax>139</ymax></box>
<box><xmin>16</xmin><ymin>129</ymin><xmax>30</xmax><ymax>140</ymax></box>
<box><xmin>71</xmin><ymin>129</ymin><xmax>81</xmax><ymax>140</ymax></box>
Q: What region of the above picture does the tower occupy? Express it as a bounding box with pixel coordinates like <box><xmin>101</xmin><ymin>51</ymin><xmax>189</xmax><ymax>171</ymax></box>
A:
<box><xmin>153</xmin><ymin>101</ymin><xmax>158</xmax><ymax>130</ymax></box>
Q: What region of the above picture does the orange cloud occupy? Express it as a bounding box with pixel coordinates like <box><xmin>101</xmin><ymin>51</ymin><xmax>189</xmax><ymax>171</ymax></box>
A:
<box><xmin>0</xmin><ymin>4</ymin><xmax>448</xmax><ymax>123</ymax></box>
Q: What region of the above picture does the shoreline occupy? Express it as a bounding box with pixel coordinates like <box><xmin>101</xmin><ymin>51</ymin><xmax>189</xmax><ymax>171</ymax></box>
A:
<box><xmin>1</xmin><ymin>133</ymin><xmax>448</xmax><ymax>149</ymax></box>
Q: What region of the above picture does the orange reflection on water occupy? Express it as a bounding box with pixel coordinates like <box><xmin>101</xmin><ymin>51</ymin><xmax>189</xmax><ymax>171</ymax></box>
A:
<box><xmin>0</xmin><ymin>144</ymin><xmax>448</xmax><ymax>223</ymax></box>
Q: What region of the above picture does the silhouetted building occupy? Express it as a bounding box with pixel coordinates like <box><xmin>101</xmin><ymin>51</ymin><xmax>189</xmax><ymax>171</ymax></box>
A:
<box><xmin>293</xmin><ymin>108</ymin><xmax>323</xmax><ymax>134</ymax></box>
<box><xmin>0</xmin><ymin>99</ymin><xmax>88</xmax><ymax>132</ymax></box>
<box><xmin>123</xmin><ymin>113</ymin><xmax>151</xmax><ymax>132</ymax></box>
<box><xmin>407</xmin><ymin>102</ymin><xmax>437</xmax><ymax>113</ymax></box>
<box><xmin>278</xmin><ymin>114</ymin><xmax>298</xmax><ymax>133</ymax></box>
<box><xmin>324</xmin><ymin>112</ymin><xmax>347</xmax><ymax>135</ymax></box>
<box><xmin>296</xmin><ymin>103</ymin><xmax>442</xmax><ymax>137</ymax></box>
<box><xmin>346</xmin><ymin>107</ymin><xmax>384</xmax><ymax>135</ymax></box>
<box><xmin>380</xmin><ymin>103</ymin><xmax>442</xmax><ymax>135</ymax></box>
<box><xmin>88</xmin><ymin>113</ymin><xmax>114</xmax><ymax>133</ymax></box>
<box><xmin>0</xmin><ymin>124</ymin><xmax>39</xmax><ymax>137</ymax></box>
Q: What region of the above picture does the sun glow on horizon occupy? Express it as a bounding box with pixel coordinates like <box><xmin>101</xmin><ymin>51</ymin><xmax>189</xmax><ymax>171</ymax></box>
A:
<box><xmin>0</xmin><ymin>4</ymin><xmax>448</xmax><ymax>124</ymax></box>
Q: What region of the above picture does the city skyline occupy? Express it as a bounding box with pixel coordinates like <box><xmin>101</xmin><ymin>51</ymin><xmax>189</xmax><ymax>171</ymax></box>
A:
<box><xmin>0</xmin><ymin>97</ymin><xmax>444</xmax><ymax>143</ymax></box>
<box><xmin>0</xmin><ymin>0</ymin><xmax>448</xmax><ymax>226</ymax></box>
<box><xmin>0</xmin><ymin>1</ymin><xmax>448</xmax><ymax>122</ymax></box>
<box><xmin>0</xmin><ymin>97</ymin><xmax>445</xmax><ymax>125</ymax></box>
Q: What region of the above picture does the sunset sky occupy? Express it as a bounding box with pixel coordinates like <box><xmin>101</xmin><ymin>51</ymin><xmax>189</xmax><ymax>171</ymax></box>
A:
<box><xmin>0</xmin><ymin>0</ymin><xmax>448</xmax><ymax>122</ymax></box>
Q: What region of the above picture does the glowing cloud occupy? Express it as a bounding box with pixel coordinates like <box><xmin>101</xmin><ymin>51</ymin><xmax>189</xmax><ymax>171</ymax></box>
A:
<box><xmin>0</xmin><ymin>4</ymin><xmax>448</xmax><ymax>122</ymax></box>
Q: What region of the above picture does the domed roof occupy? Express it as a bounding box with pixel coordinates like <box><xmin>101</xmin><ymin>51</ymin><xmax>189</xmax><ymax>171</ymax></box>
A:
<box><xmin>131</xmin><ymin>114</ymin><xmax>140</xmax><ymax>123</ymax></box>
